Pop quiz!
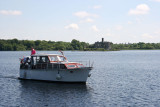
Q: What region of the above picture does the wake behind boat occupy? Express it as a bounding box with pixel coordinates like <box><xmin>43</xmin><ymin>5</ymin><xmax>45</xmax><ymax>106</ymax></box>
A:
<box><xmin>19</xmin><ymin>51</ymin><xmax>93</xmax><ymax>83</ymax></box>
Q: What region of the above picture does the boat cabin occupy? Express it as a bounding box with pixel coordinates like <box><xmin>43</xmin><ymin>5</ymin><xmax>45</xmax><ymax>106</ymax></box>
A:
<box><xmin>20</xmin><ymin>54</ymin><xmax>85</xmax><ymax>70</ymax></box>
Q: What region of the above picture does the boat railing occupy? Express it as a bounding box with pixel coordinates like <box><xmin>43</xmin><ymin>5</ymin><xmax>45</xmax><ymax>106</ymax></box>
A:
<box><xmin>70</xmin><ymin>60</ymin><xmax>94</xmax><ymax>67</ymax></box>
<box><xmin>31</xmin><ymin>62</ymin><xmax>66</xmax><ymax>70</ymax></box>
<box><xmin>21</xmin><ymin>60</ymin><xmax>93</xmax><ymax>70</ymax></box>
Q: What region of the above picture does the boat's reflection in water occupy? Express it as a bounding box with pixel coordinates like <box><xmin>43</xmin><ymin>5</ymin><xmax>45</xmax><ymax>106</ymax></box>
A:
<box><xmin>19</xmin><ymin>80</ymin><xmax>92</xmax><ymax>106</ymax></box>
<box><xmin>19</xmin><ymin>80</ymin><xmax>89</xmax><ymax>91</ymax></box>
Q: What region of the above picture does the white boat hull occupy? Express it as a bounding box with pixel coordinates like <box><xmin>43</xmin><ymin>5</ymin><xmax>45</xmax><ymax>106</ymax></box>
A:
<box><xmin>19</xmin><ymin>68</ymin><xmax>91</xmax><ymax>82</ymax></box>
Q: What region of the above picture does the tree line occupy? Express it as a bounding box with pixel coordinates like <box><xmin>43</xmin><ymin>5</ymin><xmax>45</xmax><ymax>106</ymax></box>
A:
<box><xmin>0</xmin><ymin>38</ymin><xmax>160</xmax><ymax>51</ymax></box>
<box><xmin>0</xmin><ymin>39</ymin><xmax>89</xmax><ymax>51</ymax></box>
<box><xmin>112</xmin><ymin>42</ymin><xmax>160</xmax><ymax>50</ymax></box>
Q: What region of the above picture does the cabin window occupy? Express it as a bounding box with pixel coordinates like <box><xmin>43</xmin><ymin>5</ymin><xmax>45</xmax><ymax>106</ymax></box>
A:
<box><xmin>58</xmin><ymin>56</ymin><xmax>68</xmax><ymax>62</ymax></box>
<box><xmin>42</xmin><ymin>57</ymin><xmax>45</xmax><ymax>62</ymax></box>
<box><xmin>59</xmin><ymin>56</ymin><xmax>65</xmax><ymax>61</ymax></box>
<box><xmin>49</xmin><ymin>56</ymin><xmax>58</xmax><ymax>62</ymax></box>
<box><xmin>36</xmin><ymin>56</ymin><xmax>40</xmax><ymax>62</ymax></box>
<box><xmin>31</xmin><ymin>56</ymin><xmax>49</xmax><ymax>64</ymax></box>
<box><xmin>39</xmin><ymin>56</ymin><xmax>48</xmax><ymax>63</ymax></box>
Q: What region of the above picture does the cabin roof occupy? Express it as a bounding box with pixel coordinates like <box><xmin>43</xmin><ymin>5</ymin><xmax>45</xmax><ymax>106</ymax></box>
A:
<box><xmin>31</xmin><ymin>54</ymin><xmax>62</xmax><ymax>57</ymax></box>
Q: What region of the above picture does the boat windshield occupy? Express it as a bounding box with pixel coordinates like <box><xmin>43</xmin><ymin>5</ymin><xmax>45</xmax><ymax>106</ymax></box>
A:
<box><xmin>59</xmin><ymin>56</ymin><xmax>68</xmax><ymax>62</ymax></box>
<box><xmin>49</xmin><ymin>56</ymin><xmax>58</xmax><ymax>62</ymax></box>
<box><xmin>48</xmin><ymin>56</ymin><xmax>68</xmax><ymax>62</ymax></box>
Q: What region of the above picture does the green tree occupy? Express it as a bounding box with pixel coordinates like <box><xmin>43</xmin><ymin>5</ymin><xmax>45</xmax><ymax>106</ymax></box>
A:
<box><xmin>71</xmin><ymin>39</ymin><xmax>83</xmax><ymax>50</ymax></box>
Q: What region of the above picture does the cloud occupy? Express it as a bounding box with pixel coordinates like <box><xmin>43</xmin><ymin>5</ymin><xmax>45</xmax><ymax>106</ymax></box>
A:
<box><xmin>65</xmin><ymin>23</ymin><xmax>79</xmax><ymax>30</ymax></box>
<box><xmin>154</xmin><ymin>31</ymin><xmax>160</xmax><ymax>35</ymax></box>
<box><xmin>85</xmin><ymin>18</ymin><xmax>94</xmax><ymax>22</ymax></box>
<box><xmin>91</xmin><ymin>25</ymin><xmax>99</xmax><ymax>32</ymax></box>
<box><xmin>93</xmin><ymin>5</ymin><xmax>102</xmax><ymax>9</ymax></box>
<box><xmin>74</xmin><ymin>11</ymin><xmax>98</xmax><ymax>18</ymax></box>
<box><xmin>105</xmin><ymin>29</ymin><xmax>113</xmax><ymax>36</ymax></box>
<box><xmin>128</xmin><ymin>4</ymin><xmax>150</xmax><ymax>15</ymax></box>
<box><xmin>127</xmin><ymin>21</ymin><xmax>133</xmax><ymax>24</ymax></box>
<box><xmin>142</xmin><ymin>33</ymin><xmax>153</xmax><ymax>39</ymax></box>
<box><xmin>0</xmin><ymin>10</ymin><xmax>22</xmax><ymax>15</ymax></box>
<box><xmin>135</xmin><ymin>18</ymin><xmax>142</xmax><ymax>23</ymax></box>
<box><xmin>152</xmin><ymin>0</ymin><xmax>160</xmax><ymax>2</ymax></box>
<box><xmin>106</xmin><ymin>33</ymin><xmax>112</xmax><ymax>36</ymax></box>
<box><xmin>154</xmin><ymin>31</ymin><xmax>160</xmax><ymax>38</ymax></box>
<box><xmin>80</xmin><ymin>18</ymin><xmax>94</xmax><ymax>23</ymax></box>
<box><xmin>115</xmin><ymin>25</ymin><xmax>123</xmax><ymax>31</ymax></box>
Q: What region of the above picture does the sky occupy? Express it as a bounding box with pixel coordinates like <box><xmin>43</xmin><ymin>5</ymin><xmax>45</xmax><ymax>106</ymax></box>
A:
<box><xmin>0</xmin><ymin>0</ymin><xmax>160</xmax><ymax>44</ymax></box>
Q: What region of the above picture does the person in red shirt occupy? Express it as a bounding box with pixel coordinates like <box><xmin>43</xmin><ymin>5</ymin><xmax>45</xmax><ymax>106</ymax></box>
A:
<box><xmin>31</xmin><ymin>48</ymin><xmax>36</xmax><ymax>55</ymax></box>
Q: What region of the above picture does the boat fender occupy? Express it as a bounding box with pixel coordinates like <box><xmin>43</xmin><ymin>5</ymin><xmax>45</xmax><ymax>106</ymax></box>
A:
<box><xmin>56</xmin><ymin>74</ymin><xmax>61</xmax><ymax>80</ymax></box>
<box><xmin>88</xmin><ymin>74</ymin><xmax>91</xmax><ymax>77</ymax></box>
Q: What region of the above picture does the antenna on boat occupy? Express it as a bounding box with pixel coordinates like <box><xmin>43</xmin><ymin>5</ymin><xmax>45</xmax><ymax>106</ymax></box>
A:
<box><xmin>59</xmin><ymin>50</ymin><xmax>64</xmax><ymax>56</ymax></box>
<box><xmin>59</xmin><ymin>50</ymin><xmax>68</xmax><ymax>62</ymax></box>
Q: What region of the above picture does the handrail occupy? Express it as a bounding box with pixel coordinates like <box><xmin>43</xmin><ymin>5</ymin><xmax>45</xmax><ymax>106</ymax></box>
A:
<box><xmin>21</xmin><ymin>60</ymin><xmax>93</xmax><ymax>70</ymax></box>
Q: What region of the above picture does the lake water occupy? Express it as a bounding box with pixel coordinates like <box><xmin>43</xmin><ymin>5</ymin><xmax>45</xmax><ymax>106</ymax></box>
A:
<box><xmin>0</xmin><ymin>50</ymin><xmax>160</xmax><ymax>107</ymax></box>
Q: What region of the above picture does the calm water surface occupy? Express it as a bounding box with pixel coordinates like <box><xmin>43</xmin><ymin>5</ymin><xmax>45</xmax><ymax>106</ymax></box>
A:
<box><xmin>0</xmin><ymin>50</ymin><xmax>160</xmax><ymax>107</ymax></box>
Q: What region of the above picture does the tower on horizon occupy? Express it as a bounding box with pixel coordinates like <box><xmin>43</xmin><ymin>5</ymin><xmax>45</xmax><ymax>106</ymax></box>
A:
<box><xmin>94</xmin><ymin>38</ymin><xmax>111</xmax><ymax>50</ymax></box>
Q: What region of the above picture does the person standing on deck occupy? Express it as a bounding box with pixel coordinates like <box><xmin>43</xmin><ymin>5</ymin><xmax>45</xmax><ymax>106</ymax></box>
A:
<box><xmin>31</xmin><ymin>48</ymin><xmax>36</xmax><ymax>55</ymax></box>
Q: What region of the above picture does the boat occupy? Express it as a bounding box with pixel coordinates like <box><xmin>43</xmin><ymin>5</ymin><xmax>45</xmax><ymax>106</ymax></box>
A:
<box><xmin>19</xmin><ymin>51</ymin><xmax>93</xmax><ymax>83</ymax></box>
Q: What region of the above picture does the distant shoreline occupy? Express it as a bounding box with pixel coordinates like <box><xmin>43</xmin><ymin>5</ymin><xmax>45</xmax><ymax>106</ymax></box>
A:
<box><xmin>1</xmin><ymin>49</ymin><xmax>160</xmax><ymax>52</ymax></box>
<box><xmin>0</xmin><ymin>39</ymin><xmax>160</xmax><ymax>51</ymax></box>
